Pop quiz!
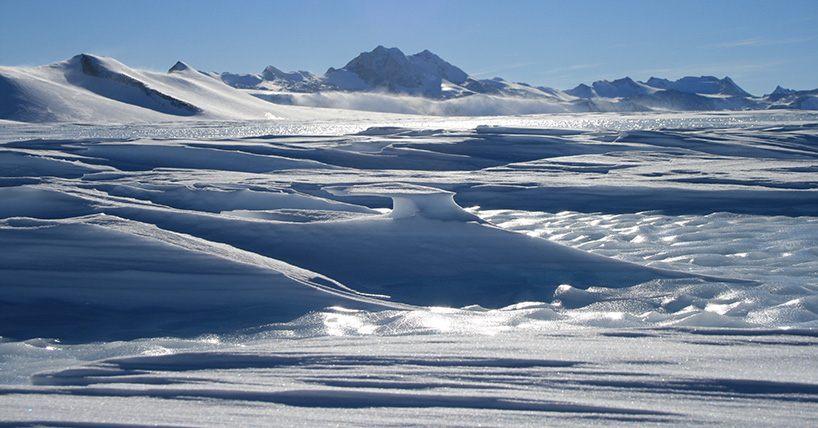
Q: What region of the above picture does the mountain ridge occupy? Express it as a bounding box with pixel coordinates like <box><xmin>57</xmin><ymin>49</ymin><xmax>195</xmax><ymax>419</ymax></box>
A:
<box><xmin>1</xmin><ymin>48</ymin><xmax>816</xmax><ymax>122</ymax></box>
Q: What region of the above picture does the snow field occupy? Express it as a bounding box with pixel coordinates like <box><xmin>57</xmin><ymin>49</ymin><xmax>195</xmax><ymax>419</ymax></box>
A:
<box><xmin>1</xmin><ymin>112</ymin><xmax>817</xmax><ymax>426</ymax></box>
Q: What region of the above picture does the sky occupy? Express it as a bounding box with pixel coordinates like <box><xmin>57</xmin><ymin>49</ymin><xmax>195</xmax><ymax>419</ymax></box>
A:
<box><xmin>1</xmin><ymin>0</ymin><xmax>816</xmax><ymax>96</ymax></box>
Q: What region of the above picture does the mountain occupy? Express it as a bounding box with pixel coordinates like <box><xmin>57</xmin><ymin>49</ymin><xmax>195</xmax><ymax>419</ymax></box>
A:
<box><xmin>566</xmin><ymin>75</ymin><xmax>764</xmax><ymax>111</ymax></box>
<box><xmin>327</xmin><ymin>46</ymin><xmax>447</xmax><ymax>95</ymax></box>
<box><xmin>206</xmin><ymin>66</ymin><xmax>331</xmax><ymax>92</ymax></box>
<box><xmin>645</xmin><ymin>76</ymin><xmax>752</xmax><ymax>97</ymax></box>
<box><xmin>764</xmin><ymin>86</ymin><xmax>818</xmax><ymax>110</ymax></box>
<box><xmin>1</xmin><ymin>54</ymin><xmax>198</xmax><ymax>122</ymax></box>
<box><xmin>567</xmin><ymin>77</ymin><xmax>655</xmax><ymax>99</ymax></box>
<box><xmin>408</xmin><ymin>49</ymin><xmax>469</xmax><ymax>85</ymax></box>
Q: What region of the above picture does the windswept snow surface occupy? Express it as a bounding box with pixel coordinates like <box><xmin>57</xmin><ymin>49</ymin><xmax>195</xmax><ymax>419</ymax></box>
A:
<box><xmin>1</xmin><ymin>111</ymin><xmax>818</xmax><ymax>426</ymax></box>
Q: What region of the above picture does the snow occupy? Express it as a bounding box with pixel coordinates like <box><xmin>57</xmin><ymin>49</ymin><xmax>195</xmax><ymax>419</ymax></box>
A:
<box><xmin>408</xmin><ymin>49</ymin><xmax>469</xmax><ymax>85</ymax></box>
<box><xmin>1</xmin><ymin>73</ymin><xmax>818</xmax><ymax>427</ymax></box>
<box><xmin>2</xmin><ymin>330</ymin><xmax>817</xmax><ymax>426</ymax></box>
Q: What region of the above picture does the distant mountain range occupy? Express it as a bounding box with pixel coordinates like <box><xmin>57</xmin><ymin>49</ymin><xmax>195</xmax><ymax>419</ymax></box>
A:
<box><xmin>1</xmin><ymin>46</ymin><xmax>816</xmax><ymax>122</ymax></box>
<box><xmin>211</xmin><ymin>46</ymin><xmax>817</xmax><ymax>113</ymax></box>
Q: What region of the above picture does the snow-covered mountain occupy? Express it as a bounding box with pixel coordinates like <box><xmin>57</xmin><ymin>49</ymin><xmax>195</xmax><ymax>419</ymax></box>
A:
<box><xmin>566</xmin><ymin>75</ymin><xmax>766</xmax><ymax>111</ymax></box>
<box><xmin>1</xmin><ymin>48</ymin><xmax>817</xmax><ymax>123</ymax></box>
<box><xmin>644</xmin><ymin>76</ymin><xmax>752</xmax><ymax>97</ymax></box>
<box><xmin>566</xmin><ymin>77</ymin><xmax>656</xmax><ymax>99</ymax></box>
<box><xmin>206</xmin><ymin>65</ymin><xmax>332</xmax><ymax>93</ymax></box>
<box><xmin>552</xmin><ymin>74</ymin><xmax>814</xmax><ymax>112</ymax></box>
<box><xmin>764</xmin><ymin>86</ymin><xmax>818</xmax><ymax>110</ymax></box>
<box><xmin>326</xmin><ymin>46</ymin><xmax>462</xmax><ymax>96</ymax></box>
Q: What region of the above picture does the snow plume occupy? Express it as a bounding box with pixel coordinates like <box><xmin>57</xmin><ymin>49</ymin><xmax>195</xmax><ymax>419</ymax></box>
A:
<box><xmin>268</xmin><ymin>91</ymin><xmax>575</xmax><ymax>115</ymax></box>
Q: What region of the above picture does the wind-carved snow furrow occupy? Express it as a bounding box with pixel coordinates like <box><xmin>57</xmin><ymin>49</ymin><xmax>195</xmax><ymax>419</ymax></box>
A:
<box><xmin>27</xmin><ymin>351</ymin><xmax>678</xmax><ymax>418</ymax></box>
<box><xmin>26</xmin><ymin>387</ymin><xmax>675</xmax><ymax>416</ymax></box>
<box><xmin>23</xmin><ymin>330</ymin><xmax>818</xmax><ymax>424</ymax></box>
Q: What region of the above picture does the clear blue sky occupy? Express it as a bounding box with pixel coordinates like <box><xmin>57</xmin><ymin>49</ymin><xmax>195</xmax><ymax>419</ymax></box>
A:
<box><xmin>1</xmin><ymin>0</ymin><xmax>816</xmax><ymax>95</ymax></box>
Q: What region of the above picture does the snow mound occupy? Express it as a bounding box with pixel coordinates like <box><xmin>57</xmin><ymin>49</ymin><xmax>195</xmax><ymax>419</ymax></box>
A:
<box><xmin>0</xmin><ymin>215</ymin><xmax>401</xmax><ymax>341</ymax></box>
<box><xmin>326</xmin><ymin>183</ymin><xmax>484</xmax><ymax>222</ymax></box>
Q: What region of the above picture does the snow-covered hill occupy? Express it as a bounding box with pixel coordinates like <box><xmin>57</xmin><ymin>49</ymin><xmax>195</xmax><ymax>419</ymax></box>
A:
<box><xmin>0</xmin><ymin>54</ymin><xmax>370</xmax><ymax>123</ymax></box>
